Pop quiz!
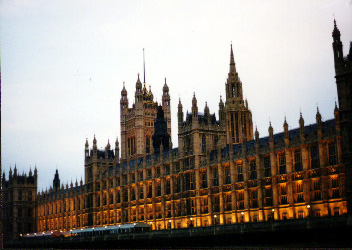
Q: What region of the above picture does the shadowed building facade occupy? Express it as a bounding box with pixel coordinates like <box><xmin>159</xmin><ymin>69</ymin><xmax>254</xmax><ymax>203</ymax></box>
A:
<box><xmin>3</xmin><ymin>21</ymin><xmax>351</xmax><ymax>238</ymax></box>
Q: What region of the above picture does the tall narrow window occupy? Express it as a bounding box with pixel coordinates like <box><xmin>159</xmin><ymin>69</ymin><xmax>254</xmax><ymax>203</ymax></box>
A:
<box><xmin>235</xmin><ymin>113</ymin><xmax>239</xmax><ymax>143</ymax></box>
<box><xmin>202</xmin><ymin>170</ymin><xmax>208</xmax><ymax>188</ymax></box>
<box><xmin>231</xmin><ymin>114</ymin><xmax>234</xmax><ymax>141</ymax></box>
<box><xmin>225</xmin><ymin>167</ymin><xmax>231</xmax><ymax>184</ymax></box>
<box><xmin>279</xmin><ymin>153</ymin><xmax>286</xmax><ymax>175</ymax></box>
<box><xmin>202</xmin><ymin>135</ymin><xmax>206</xmax><ymax>153</ymax></box>
<box><xmin>265</xmin><ymin>187</ymin><xmax>272</xmax><ymax>206</ymax></box>
<box><xmin>296</xmin><ymin>182</ymin><xmax>304</xmax><ymax>202</ymax></box>
<box><xmin>213</xmin><ymin>168</ymin><xmax>219</xmax><ymax>187</ymax></box>
<box><xmin>328</xmin><ymin>142</ymin><xmax>337</xmax><ymax>165</ymax></box>
<box><xmin>310</xmin><ymin>145</ymin><xmax>320</xmax><ymax>169</ymax></box>
<box><xmin>28</xmin><ymin>191</ymin><xmax>32</xmax><ymax>201</ymax></box>
<box><xmin>146</xmin><ymin>136</ymin><xmax>150</xmax><ymax>154</ymax></box>
<box><xmin>166</xmin><ymin>179</ymin><xmax>171</xmax><ymax>195</ymax></box>
<box><xmin>294</xmin><ymin>149</ymin><xmax>302</xmax><ymax>172</ymax></box>
<box><xmin>238</xmin><ymin>164</ymin><xmax>243</xmax><ymax>182</ymax></box>
<box><xmin>250</xmin><ymin>160</ymin><xmax>257</xmax><ymax>180</ymax></box>
<box><xmin>280</xmin><ymin>185</ymin><xmax>288</xmax><ymax>204</ymax></box>
<box><xmin>250</xmin><ymin>189</ymin><xmax>258</xmax><ymax>208</ymax></box>
<box><xmin>264</xmin><ymin>157</ymin><xmax>271</xmax><ymax>177</ymax></box>
<box><xmin>237</xmin><ymin>191</ymin><xmax>244</xmax><ymax>210</ymax></box>
<box><xmin>331</xmin><ymin>177</ymin><xmax>340</xmax><ymax>198</ymax></box>
<box><xmin>313</xmin><ymin>179</ymin><xmax>321</xmax><ymax>200</ymax></box>
<box><xmin>156</xmin><ymin>182</ymin><xmax>161</xmax><ymax>196</ymax></box>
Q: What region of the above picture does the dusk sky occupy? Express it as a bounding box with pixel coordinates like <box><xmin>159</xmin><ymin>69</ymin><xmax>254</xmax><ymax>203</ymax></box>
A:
<box><xmin>2</xmin><ymin>0</ymin><xmax>352</xmax><ymax>191</ymax></box>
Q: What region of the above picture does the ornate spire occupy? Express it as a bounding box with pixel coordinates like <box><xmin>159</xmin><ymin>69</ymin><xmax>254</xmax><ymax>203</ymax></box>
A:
<box><xmin>229</xmin><ymin>42</ymin><xmax>236</xmax><ymax>73</ymax></box>
<box><xmin>333</xmin><ymin>18</ymin><xmax>340</xmax><ymax>37</ymax></box>
<box><xmin>143</xmin><ymin>48</ymin><xmax>146</xmax><ymax>83</ymax></box>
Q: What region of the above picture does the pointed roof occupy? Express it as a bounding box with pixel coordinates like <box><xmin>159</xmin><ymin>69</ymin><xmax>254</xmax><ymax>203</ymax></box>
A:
<box><xmin>332</xmin><ymin>19</ymin><xmax>341</xmax><ymax>37</ymax></box>
<box><xmin>121</xmin><ymin>81</ymin><xmax>127</xmax><ymax>96</ymax></box>
<box><xmin>229</xmin><ymin>43</ymin><xmax>237</xmax><ymax>74</ymax></box>
<box><xmin>163</xmin><ymin>77</ymin><xmax>169</xmax><ymax>92</ymax></box>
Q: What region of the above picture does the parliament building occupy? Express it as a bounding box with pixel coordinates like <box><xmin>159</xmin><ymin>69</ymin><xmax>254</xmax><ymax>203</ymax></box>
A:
<box><xmin>3</xmin><ymin>20</ymin><xmax>352</xmax><ymax>241</ymax></box>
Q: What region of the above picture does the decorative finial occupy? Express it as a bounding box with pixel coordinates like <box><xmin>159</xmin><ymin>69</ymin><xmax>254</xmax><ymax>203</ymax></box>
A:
<box><xmin>123</xmin><ymin>81</ymin><xmax>125</xmax><ymax>87</ymax></box>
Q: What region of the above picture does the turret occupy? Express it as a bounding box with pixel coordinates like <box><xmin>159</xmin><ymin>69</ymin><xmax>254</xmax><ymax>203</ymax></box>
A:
<box><xmin>106</xmin><ymin>139</ymin><xmax>111</xmax><ymax>151</ymax></box>
<box><xmin>34</xmin><ymin>166</ymin><xmax>38</xmax><ymax>181</ymax></box>
<box><xmin>53</xmin><ymin>169</ymin><xmax>60</xmax><ymax>191</ymax></box>
<box><xmin>9</xmin><ymin>167</ymin><xmax>12</xmax><ymax>179</ymax></box>
<box><xmin>334</xmin><ymin>101</ymin><xmax>340</xmax><ymax>123</ymax></box>
<box><xmin>219</xmin><ymin>96</ymin><xmax>225</xmax><ymax>125</ymax></box>
<box><xmin>284</xmin><ymin>117</ymin><xmax>289</xmax><ymax>139</ymax></box>
<box><xmin>255</xmin><ymin>126</ymin><xmax>259</xmax><ymax>144</ymax></box>
<box><xmin>93</xmin><ymin>135</ymin><xmax>97</xmax><ymax>151</ymax></box>
<box><xmin>162</xmin><ymin>78</ymin><xmax>171</xmax><ymax>139</ymax></box>
<box><xmin>204</xmin><ymin>102</ymin><xmax>211</xmax><ymax>124</ymax></box>
<box><xmin>192</xmin><ymin>93</ymin><xmax>198</xmax><ymax>123</ymax></box>
<box><xmin>299</xmin><ymin>112</ymin><xmax>305</xmax><ymax>133</ymax></box>
<box><xmin>115</xmin><ymin>137</ymin><xmax>120</xmax><ymax>160</ymax></box>
<box><xmin>152</xmin><ymin>106</ymin><xmax>170</xmax><ymax>154</ymax></box>
<box><xmin>14</xmin><ymin>164</ymin><xmax>17</xmax><ymax>177</ymax></box>
<box><xmin>225</xmin><ymin>43</ymin><xmax>253</xmax><ymax>144</ymax></box>
<box><xmin>85</xmin><ymin>138</ymin><xmax>89</xmax><ymax>159</ymax></box>
<box><xmin>269</xmin><ymin>122</ymin><xmax>274</xmax><ymax>143</ymax></box>
<box><xmin>177</xmin><ymin>98</ymin><xmax>183</xmax><ymax>127</ymax></box>
<box><xmin>332</xmin><ymin>19</ymin><xmax>344</xmax><ymax>72</ymax></box>
<box><xmin>120</xmin><ymin>82</ymin><xmax>128</xmax><ymax>111</ymax></box>
<box><xmin>135</xmin><ymin>74</ymin><xmax>143</xmax><ymax>103</ymax></box>
<box><xmin>316</xmin><ymin>107</ymin><xmax>322</xmax><ymax>128</ymax></box>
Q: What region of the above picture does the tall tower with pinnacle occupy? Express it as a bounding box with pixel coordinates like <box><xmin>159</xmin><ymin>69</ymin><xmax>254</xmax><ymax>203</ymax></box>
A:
<box><xmin>225</xmin><ymin>44</ymin><xmax>254</xmax><ymax>144</ymax></box>
<box><xmin>332</xmin><ymin>19</ymin><xmax>352</xmax><ymax>218</ymax></box>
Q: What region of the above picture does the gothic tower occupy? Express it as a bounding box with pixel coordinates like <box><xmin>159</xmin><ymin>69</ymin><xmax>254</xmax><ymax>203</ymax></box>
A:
<box><xmin>225</xmin><ymin>44</ymin><xmax>254</xmax><ymax>144</ymax></box>
<box><xmin>332</xmin><ymin>20</ymin><xmax>352</xmax><ymax>218</ymax></box>
<box><xmin>162</xmin><ymin>78</ymin><xmax>171</xmax><ymax>140</ymax></box>
<box><xmin>120</xmin><ymin>73</ymin><xmax>172</xmax><ymax>161</ymax></box>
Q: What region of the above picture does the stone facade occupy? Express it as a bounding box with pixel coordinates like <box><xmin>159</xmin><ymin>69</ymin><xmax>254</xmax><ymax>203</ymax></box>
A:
<box><xmin>2</xmin><ymin>166</ymin><xmax>38</xmax><ymax>240</ymax></box>
<box><xmin>3</xmin><ymin>20</ymin><xmax>352</xmax><ymax>239</ymax></box>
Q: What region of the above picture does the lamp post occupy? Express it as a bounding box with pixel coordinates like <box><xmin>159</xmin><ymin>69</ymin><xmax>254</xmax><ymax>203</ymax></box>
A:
<box><xmin>241</xmin><ymin>212</ymin><xmax>244</xmax><ymax>223</ymax></box>
<box><xmin>271</xmin><ymin>208</ymin><xmax>275</xmax><ymax>221</ymax></box>
<box><xmin>307</xmin><ymin>205</ymin><xmax>311</xmax><ymax>228</ymax></box>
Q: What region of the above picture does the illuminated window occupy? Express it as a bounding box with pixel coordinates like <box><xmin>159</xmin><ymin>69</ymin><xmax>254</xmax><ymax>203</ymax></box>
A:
<box><xmin>331</xmin><ymin>178</ymin><xmax>340</xmax><ymax>198</ymax></box>
<box><xmin>237</xmin><ymin>164</ymin><xmax>243</xmax><ymax>182</ymax></box>
<box><xmin>313</xmin><ymin>179</ymin><xmax>321</xmax><ymax>200</ymax></box>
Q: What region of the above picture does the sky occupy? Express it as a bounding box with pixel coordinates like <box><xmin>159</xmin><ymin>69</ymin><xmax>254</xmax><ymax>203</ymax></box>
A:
<box><xmin>1</xmin><ymin>0</ymin><xmax>352</xmax><ymax>191</ymax></box>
